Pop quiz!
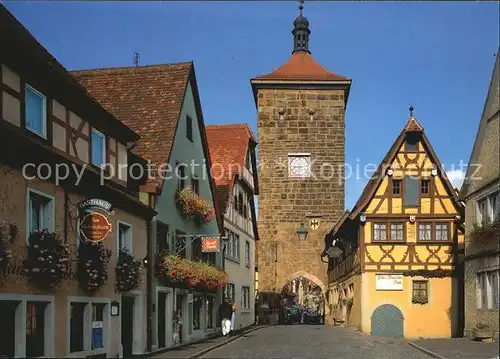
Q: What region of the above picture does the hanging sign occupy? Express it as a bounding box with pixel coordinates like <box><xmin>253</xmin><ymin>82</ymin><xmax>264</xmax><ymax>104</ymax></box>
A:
<box><xmin>201</xmin><ymin>236</ymin><xmax>220</xmax><ymax>252</ymax></box>
<box><xmin>77</xmin><ymin>198</ymin><xmax>113</xmax><ymax>243</ymax></box>
<box><xmin>375</xmin><ymin>274</ymin><xmax>403</xmax><ymax>291</ymax></box>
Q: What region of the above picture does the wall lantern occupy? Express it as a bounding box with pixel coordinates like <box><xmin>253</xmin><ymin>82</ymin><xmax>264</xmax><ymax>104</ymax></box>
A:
<box><xmin>387</xmin><ymin>168</ymin><xmax>394</xmax><ymax>176</ymax></box>
<box><xmin>111</xmin><ymin>301</ymin><xmax>120</xmax><ymax>316</ymax></box>
<box><xmin>297</xmin><ymin>222</ymin><xmax>308</xmax><ymax>241</ymax></box>
<box><xmin>142</xmin><ymin>256</ymin><xmax>148</xmax><ymax>268</ymax></box>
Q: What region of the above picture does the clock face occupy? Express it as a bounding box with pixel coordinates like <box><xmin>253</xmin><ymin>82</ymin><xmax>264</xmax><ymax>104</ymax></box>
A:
<box><xmin>289</xmin><ymin>156</ymin><xmax>310</xmax><ymax>177</ymax></box>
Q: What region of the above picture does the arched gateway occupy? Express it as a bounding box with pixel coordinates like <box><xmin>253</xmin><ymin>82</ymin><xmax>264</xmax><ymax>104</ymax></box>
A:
<box><xmin>251</xmin><ymin>0</ymin><xmax>349</xmax><ymax>321</ymax></box>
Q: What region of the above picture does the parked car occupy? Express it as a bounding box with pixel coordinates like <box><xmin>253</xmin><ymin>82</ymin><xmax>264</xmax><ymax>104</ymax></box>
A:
<box><xmin>280</xmin><ymin>306</ymin><xmax>301</xmax><ymax>324</ymax></box>
<box><xmin>303</xmin><ymin>311</ymin><xmax>322</xmax><ymax>325</ymax></box>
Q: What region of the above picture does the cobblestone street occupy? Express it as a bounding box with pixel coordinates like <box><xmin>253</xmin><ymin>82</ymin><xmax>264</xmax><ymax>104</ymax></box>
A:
<box><xmin>200</xmin><ymin>326</ymin><xmax>430</xmax><ymax>359</ymax></box>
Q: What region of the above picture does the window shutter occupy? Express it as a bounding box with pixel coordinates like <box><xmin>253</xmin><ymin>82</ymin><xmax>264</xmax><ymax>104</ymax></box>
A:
<box><xmin>404</xmin><ymin>177</ymin><xmax>419</xmax><ymax>206</ymax></box>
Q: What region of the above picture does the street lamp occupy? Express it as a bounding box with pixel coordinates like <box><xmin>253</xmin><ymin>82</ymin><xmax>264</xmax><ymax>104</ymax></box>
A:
<box><xmin>297</xmin><ymin>223</ymin><xmax>308</xmax><ymax>241</ymax></box>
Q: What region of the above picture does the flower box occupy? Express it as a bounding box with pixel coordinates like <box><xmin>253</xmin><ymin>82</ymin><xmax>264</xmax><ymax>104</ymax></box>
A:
<box><xmin>115</xmin><ymin>248</ymin><xmax>142</xmax><ymax>293</ymax></box>
<box><xmin>77</xmin><ymin>240</ymin><xmax>110</xmax><ymax>294</ymax></box>
<box><xmin>176</xmin><ymin>186</ymin><xmax>215</xmax><ymax>224</ymax></box>
<box><xmin>155</xmin><ymin>251</ymin><xmax>228</xmax><ymax>292</ymax></box>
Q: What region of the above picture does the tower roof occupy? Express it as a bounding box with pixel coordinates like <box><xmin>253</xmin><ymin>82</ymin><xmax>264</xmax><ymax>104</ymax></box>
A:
<box><xmin>252</xmin><ymin>51</ymin><xmax>350</xmax><ymax>82</ymax></box>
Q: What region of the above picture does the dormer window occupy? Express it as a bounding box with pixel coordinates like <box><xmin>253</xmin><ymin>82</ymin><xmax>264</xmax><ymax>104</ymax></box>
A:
<box><xmin>91</xmin><ymin>128</ymin><xmax>106</xmax><ymax>167</ymax></box>
<box><xmin>25</xmin><ymin>85</ymin><xmax>47</xmax><ymax>139</ymax></box>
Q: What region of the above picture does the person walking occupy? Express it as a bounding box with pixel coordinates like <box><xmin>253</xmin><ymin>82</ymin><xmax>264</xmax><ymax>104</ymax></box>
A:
<box><xmin>230</xmin><ymin>302</ymin><xmax>236</xmax><ymax>334</ymax></box>
<box><xmin>219</xmin><ymin>297</ymin><xmax>233</xmax><ymax>336</ymax></box>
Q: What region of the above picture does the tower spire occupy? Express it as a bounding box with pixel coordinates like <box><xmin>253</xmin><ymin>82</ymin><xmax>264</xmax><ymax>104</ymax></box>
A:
<box><xmin>292</xmin><ymin>0</ymin><xmax>311</xmax><ymax>53</ymax></box>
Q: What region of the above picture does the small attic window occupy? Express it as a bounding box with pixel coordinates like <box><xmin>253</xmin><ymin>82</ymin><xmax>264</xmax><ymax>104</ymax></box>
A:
<box><xmin>186</xmin><ymin>115</ymin><xmax>193</xmax><ymax>142</ymax></box>
<box><xmin>405</xmin><ymin>134</ymin><xmax>418</xmax><ymax>153</ymax></box>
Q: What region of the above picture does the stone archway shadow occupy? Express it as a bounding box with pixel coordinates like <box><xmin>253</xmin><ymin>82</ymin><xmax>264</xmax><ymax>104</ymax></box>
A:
<box><xmin>280</xmin><ymin>271</ymin><xmax>327</xmax><ymax>295</ymax></box>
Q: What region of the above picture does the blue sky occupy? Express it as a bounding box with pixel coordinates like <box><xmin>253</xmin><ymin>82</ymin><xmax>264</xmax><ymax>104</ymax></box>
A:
<box><xmin>5</xmin><ymin>1</ymin><xmax>499</xmax><ymax>210</ymax></box>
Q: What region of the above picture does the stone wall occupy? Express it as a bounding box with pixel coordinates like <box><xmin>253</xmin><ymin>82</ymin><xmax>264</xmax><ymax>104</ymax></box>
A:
<box><xmin>256</xmin><ymin>88</ymin><xmax>346</xmax><ymax>294</ymax></box>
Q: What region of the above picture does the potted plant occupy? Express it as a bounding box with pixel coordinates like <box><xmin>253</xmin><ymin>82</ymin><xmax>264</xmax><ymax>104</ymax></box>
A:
<box><xmin>473</xmin><ymin>323</ymin><xmax>492</xmax><ymax>340</ymax></box>
<box><xmin>176</xmin><ymin>186</ymin><xmax>215</xmax><ymax>224</ymax></box>
<box><xmin>115</xmin><ymin>248</ymin><xmax>142</xmax><ymax>292</ymax></box>
<box><xmin>23</xmin><ymin>229</ymin><xmax>71</xmax><ymax>290</ymax></box>
<box><xmin>412</xmin><ymin>295</ymin><xmax>428</xmax><ymax>304</ymax></box>
<box><xmin>77</xmin><ymin>240</ymin><xmax>110</xmax><ymax>294</ymax></box>
<box><xmin>0</xmin><ymin>221</ymin><xmax>13</xmax><ymax>277</ymax></box>
<box><xmin>470</xmin><ymin>216</ymin><xmax>500</xmax><ymax>243</ymax></box>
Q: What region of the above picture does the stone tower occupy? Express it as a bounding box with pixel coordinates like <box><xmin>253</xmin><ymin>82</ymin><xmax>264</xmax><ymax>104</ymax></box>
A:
<box><xmin>250</xmin><ymin>2</ymin><xmax>351</xmax><ymax>300</ymax></box>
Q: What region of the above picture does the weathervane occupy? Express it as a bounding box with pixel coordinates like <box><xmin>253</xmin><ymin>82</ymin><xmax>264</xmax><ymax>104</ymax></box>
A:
<box><xmin>409</xmin><ymin>105</ymin><xmax>415</xmax><ymax>118</ymax></box>
<box><xmin>299</xmin><ymin>0</ymin><xmax>304</xmax><ymax>15</ymax></box>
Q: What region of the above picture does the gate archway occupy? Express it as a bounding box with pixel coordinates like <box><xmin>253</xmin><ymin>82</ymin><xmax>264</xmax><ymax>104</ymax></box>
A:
<box><xmin>371</xmin><ymin>304</ymin><xmax>404</xmax><ymax>338</ymax></box>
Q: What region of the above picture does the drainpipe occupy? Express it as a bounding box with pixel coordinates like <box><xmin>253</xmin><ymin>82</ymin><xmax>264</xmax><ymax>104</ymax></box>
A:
<box><xmin>64</xmin><ymin>188</ymin><xmax>69</xmax><ymax>243</ymax></box>
<box><xmin>146</xmin><ymin>193</ymin><xmax>153</xmax><ymax>353</ymax></box>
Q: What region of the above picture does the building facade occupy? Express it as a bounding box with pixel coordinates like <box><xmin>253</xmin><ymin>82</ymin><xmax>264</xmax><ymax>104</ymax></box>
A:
<box><xmin>0</xmin><ymin>5</ymin><xmax>155</xmax><ymax>358</ymax></box>
<box><xmin>250</xmin><ymin>3</ymin><xmax>351</xmax><ymax>308</ymax></box>
<box><xmin>74</xmin><ymin>62</ymin><xmax>226</xmax><ymax>352</ymax></box>
<box><xmin>324</xmin><ymin>113</ymin><xmax>465</xmax><ymax>339</ymax></box>
<box><xmin>206</xmin><ymin>124</ymin><xmax>259</xmax><ymax>329</ymax></box>
<box><xmin>460</xmin><ymin>51</ymin><xmax>499</xmax><ymax>341</ymax></box>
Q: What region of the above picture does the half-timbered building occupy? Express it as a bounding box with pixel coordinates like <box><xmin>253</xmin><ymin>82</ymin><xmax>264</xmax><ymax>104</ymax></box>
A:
<box><xmin>206</xmin><ymin>124</ymin><xmax>259</xmax><ymax>329</ymax></box>
<box><xmin>0</xmin><ymin>5</ymin><xmax>156</xmax><ymax>358</ymax></box>
<box><xmin>323</xmin><ymin>109</ymin><xmax>465</xmax><ymax>339</ymax></box>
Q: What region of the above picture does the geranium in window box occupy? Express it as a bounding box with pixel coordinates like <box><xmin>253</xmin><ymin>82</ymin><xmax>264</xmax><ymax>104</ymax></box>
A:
<box><xmin>412</xmin><ymin>295</ymin><xmax>428</xmax><ymax>304</ymax></box>
<box><xmin>23</xmin><ymin>229</ymin><xmax>71</xmax><ymax>290</ymax></box>
<box><xmin>470</xmin><ymin>217</ymin><xmax>500</xmax><ymax>243</ymax></box>
<box><xmin>176</xmin><ymin>186</ymin><xmax>215</xmax><ymax>224</ymax></box>
<box><xmin>115</xmin><ymin>248</ymin><xmax>142</xmax><ymax>293</ymax></box>
<box><xmin>77</xmin><ymin>240</ymin><xmax>110</xmax><ymax>294</ymax></box>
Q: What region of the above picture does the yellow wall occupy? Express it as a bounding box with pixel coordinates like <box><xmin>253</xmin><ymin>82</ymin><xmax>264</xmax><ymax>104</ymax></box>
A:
<box><xmin>360</xmin><ymin>272</ymin><xmax>453</xmax><ymax>338</ymax></box>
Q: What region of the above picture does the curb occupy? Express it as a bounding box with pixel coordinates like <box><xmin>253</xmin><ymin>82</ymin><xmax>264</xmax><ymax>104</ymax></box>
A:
<box><xmin>188</xmin><ymin>325</ymin><xmax>274</xmax><ymax>359</ymax></box>
<box><xmin>408</xmin><ymin>342</ymin><xmax>446</xmax><ymax>359</ymax></box>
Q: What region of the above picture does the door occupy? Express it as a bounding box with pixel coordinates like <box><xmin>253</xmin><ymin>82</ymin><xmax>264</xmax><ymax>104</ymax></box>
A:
<box><xmin>175</xmin><ymin>294</ymin><xmax>185</xmax><ymax>343</ymax></box>
<box><xmin>26</xmin><ymin>302</ymin><xmax>46</xmax><ymax>357</ymax></box>
<box><xmin>0</xmin><ymin>301</ymin><xmax>18</xmax><ymax>357</ymax></box>
<box><xmin>121</xmin><ymin>296</ymin><xmax>134</xmax><ymax>357</ymax></box>
<box><xmin>371</xmin><ymin>304</ymin><xmax>404</xmax><ymax>338</ymax></box>
<box><xmin>158</xmin><ymin>293</ymin><xmax>167</xmax><ymax>348</ymax></box>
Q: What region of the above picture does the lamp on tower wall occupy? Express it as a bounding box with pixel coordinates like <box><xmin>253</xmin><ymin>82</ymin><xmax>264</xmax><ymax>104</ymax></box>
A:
<box><xmin>296</xmin><ymin>222</ymin><xmax>308</xmax><ymax>241</ymax></box>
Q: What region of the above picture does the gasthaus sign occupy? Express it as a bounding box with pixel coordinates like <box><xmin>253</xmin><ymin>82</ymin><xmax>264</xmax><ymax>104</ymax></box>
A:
<box><xmin>375</xmin><ymin>274</ymin><xmax>404</xmax><ymax>291</ymax></box>
<box><xmin>77</xmin><ymin>198</ymin><xmax>113</xmax><ymax>243</ymax></box>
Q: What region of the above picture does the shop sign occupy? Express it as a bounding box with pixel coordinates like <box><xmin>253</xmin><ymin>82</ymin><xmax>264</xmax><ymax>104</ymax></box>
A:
<box><xmin>375</xmin><ymin>274</ymin><xmax>403</xmax><ymax>291</ymax></box>
<box><xmin>201</xmin><ymin>236</ymin><xmax>220</xmax><ymax>252</ymax></box>
<box><xmin>77</xmin><ymin>198</ymin><xmax>113</xmax><ymax>243</ymax></box>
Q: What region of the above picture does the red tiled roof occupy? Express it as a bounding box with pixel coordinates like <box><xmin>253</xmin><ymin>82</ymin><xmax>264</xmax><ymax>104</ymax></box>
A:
<box><xmin>404</xmin><ymin>118</ymin><xmax>424</xmax><ymax>132</ymax></box>
<box><xmin>205</xmin><ymin>124</ymin><xmax>256</xmax><ymax>211</ymax></box>
<box><xmin>252</xmin><ymin>51</ymin><xmax>350</xmax><ymax>82</ymax></box>
<box><xmin>72</xmin><ymin>63</ymin><xmax>192</xmax><ymax>184</ymax></box>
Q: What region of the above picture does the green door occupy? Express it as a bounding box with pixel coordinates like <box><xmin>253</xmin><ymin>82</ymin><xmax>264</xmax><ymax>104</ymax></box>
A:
<box><xmin>371</xmin><ymin>304</ymin><xmax>404</xmax><ymax>338</ymax></box>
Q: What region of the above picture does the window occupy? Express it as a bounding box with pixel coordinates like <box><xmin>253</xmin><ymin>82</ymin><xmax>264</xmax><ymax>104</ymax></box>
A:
<box><xmin>418</xmin><ymin>223</ymin><xmax>432</xmax><ymax>241</ymax></box>
<box><xmin>245</xmin><ymin>241</ymin><xmax>250</xmax><ymax>266</ymax></box>
<box><xmin>233</xmin><ymin>195</ymin><xmax>238</xmax><ymax>212</ymax></box>
<box><xmin>91</xmin><ymin>304</ymin><xmax>105</xmax><ymax>350</ymax></box>
<box><xmin>176</xmin><ymin>162</ymin><xmax>186</xmax><ymax>191</ymax></box>
<box><xmin>192</xmin><ymin>295</ymin><xmax>202</xmax><ymax>330</ymax></box>
<box><xmin>435</xmin><ymin>223</ymin><xmax>449</xmax><ymax>241</ymax></box>
<box><xmin>175</xmin><ymin>230</ymin><xmax>186</xmax><ymax>259</ymax></box>
<box><xmin>412</xmin><ymin>281</ymin><xmax>428</xmax><ymax>302</ymax></box>
<box><xmin>238</xmin><ymin>193</ymin><xmax>244</xmax><ymax>216</ymax></box>
<box><xmin>477</xmin><ymin>270</ymin><xmax>500</xmax><ymax>309</ymax></box>
<box><xmin>27</xmin><ymin>189</ymin><xmax>54</xmax><ymax>243</ymax></box>
<box><xmin>392</xmin><ymin>179</ymin><xmax>401</xmax><ymax>195</ymax></box>
<box><xmin>421</xmin><ymin>179</ymin><xmax>430</xmax><ymax>195</ymax></box>
<box><xmin>390</xmin><ymin>223</ymin><xmax>404</xmax><ymax>241</ymax></box>
<box><xmin>225</xmin><ymin>283</ymin><xmax>235</xmax><ymax>302</ymax></box>
<box><xmin>192</xmin><ymin>236</ymin><xmax>203</xmax><ymax>261</ymax></box>
<box><xmin>156</xmin><ymin>221</ymin><xmax>169</xmax><ymax>253</ymax></box>
<box><xmin>348</xmin><ymin>283</ymin><xmax>354</xmax><ymax>296</ymax></box>
<box><xmin>191</xmin><ymin>177</ymin><xmax>199</xmax><ymax>195</ymax></box>
<box><xmin>404</xmin><ymin>176</ymin><xmax>419</xmax><ymax>206</ymax></box>
<box><xmin>206</xmin><ymin>296</ymin><xmax>215</xmax><ymax>329</ymax></box>
<box><xmin>405</xmin><ymin>135</ymin><xmax>418</xmax><ymax>152</ymax></box>
<box><xmin>477</xmin><ymin>191</ymin><xmax>500</xmax><ymax>222</ymax></box>
<box><xmin>91</xmin><ymin>128</ymin><xmax>106</xmax><ymax>167</ymax></box>
<box><xmin>118</xmin><ymin>221</ymin><xmax>132</xmax><ymax>255</ymax></box>
<box><xmin>26</xmin><ymin>302</ymin><xmax>47</xmax><ymax>358</ymax></box>
<box><xmin>245</xmin><ymin>150</ymin><xmax>251</xmax><ymax>170</ymax></box>
<box><xmin>373</xmin><ymin>223</ymin><xmax>387</xmax><ymax>241</ymax></box>
<box><xmin>25</xmin><ymin>85</ymin><xmax>47</xmax><ymax>138</ymax></box>
<box><xmin>241</xmin><ymin>286</ymin><xmax>250</xmax><ymax>309</ymax></box>
<box><xmin>70</xmin><ymin>303</ymin><xmax>86</xmax><ymax>353</ymax></box>
<box><xmin>186</xmin><ymin>115</ymin><xmax>193</xmax><ymax>141</ymax></box>
<box><xmin>225</xmin><ymin>230</ymin><xmax>240</xmax><ymax>260</ymax></box>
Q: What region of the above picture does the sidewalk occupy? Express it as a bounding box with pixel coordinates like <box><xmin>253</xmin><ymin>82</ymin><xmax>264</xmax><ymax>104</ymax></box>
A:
<box><xmin>150</xmin><ymin>325</ymin><xmax>271</xmax><ymax>359</ymax></box>
<box><xmin>409</xmin><ymin>338</ymin><xmax>499</xmax><ymax>359</ymax></box>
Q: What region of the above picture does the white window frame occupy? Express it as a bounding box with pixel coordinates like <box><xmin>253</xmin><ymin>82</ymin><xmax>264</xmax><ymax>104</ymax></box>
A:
<box><xmin>26</xmin><ymin>188</ymin><xmax>55</xmax><ymax>245</ymax></box>
<box><xmin>66</xmin><ymin>297</ymin><xmax>110</xmax><ymax>358</ymax></box>
<box><xmin>476</xmin><ymin>190</ymin><xmax>500</xmax><ymax>223</ymax></box>
<box><xmin>117</xmin><ymin>220</ymin><xmax>133</xmax><ymax>257</ymax></box>
<box><xmin>476</xmin><ymin>269</ymin><xmax>500</xmax><ymax>310</ymax></box>
<box><xmin>25</xmin><ymin>84</ymin><xmax>47</xmax><ymax>139</ymax></box>
<box><xmin>91</xmin><ymin>128</ymin><xmax>106</xmax><ymax>168</ymax></box>
<box><xmin>244</xmin><ymin>240</ymin><xmax>250</xmax><ymax>267</ymax></box>
<box><xmin>0</xmin><ymin>294</ymin><xmax>55</xmax><ymax>358</ymax></box>
<box><xmin>241</xmin><ymin>286</ymin><xmax>251</xmax><ymax>309</ymax></box>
